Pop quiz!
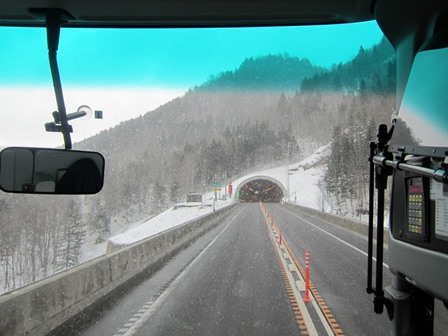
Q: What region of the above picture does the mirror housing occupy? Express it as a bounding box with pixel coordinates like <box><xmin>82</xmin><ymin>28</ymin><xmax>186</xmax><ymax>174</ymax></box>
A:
<box><xmin>0</xmin><ymin>147</ymin><xmax>105</xmax><ymax>194</ymax></box>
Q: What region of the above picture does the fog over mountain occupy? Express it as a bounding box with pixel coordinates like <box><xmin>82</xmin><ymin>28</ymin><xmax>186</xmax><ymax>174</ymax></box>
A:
<box><xmin>0</xmin><ymin>37</ymin><xmax>395</xmax><ymax>293</ymax></box>
<box><xmin>76</xmin><ymin>37</ymin><xmax>394</xmax><ymax>213</ymax></box>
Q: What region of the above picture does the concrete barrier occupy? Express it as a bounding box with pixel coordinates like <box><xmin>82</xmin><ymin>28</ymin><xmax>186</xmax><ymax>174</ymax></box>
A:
<box><xmin>0</xmin><ymin>204</ymin><xmax>237</xmax><ymax>336</ymax></box>
<box><xmin>285</xmin><ymin>203</ymin><xmax>389</xmax><ymax>244</ymax></box>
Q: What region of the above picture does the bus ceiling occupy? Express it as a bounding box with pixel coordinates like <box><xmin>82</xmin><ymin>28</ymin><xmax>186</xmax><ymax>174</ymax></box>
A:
<box><xmin>0</xmin><ymin>0</ymin><xmax>376</xmax><ymax>28</ymax></box>
<box><xmin>0</xmin><ymin>1</ymin><xmax>444</xmax><ymax>46</ymax></box>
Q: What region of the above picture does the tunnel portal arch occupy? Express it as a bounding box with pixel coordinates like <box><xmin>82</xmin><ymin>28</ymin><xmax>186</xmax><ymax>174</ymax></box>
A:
<box><xmin>235</xmin><ymin>176</ymin><xmax>286</xmax><ymax>203</ymax></box>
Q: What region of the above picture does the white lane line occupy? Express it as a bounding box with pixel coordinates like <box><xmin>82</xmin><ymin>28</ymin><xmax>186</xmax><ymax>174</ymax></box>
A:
<box><xmin>121</xmin><ymin>205</ymin><xmax>247</xmax><ymax>336</ymax></box>
<box><xmin>280</xmin><ymin>207</ymin><xmax>389</xmax><ymax>269</ymax></box>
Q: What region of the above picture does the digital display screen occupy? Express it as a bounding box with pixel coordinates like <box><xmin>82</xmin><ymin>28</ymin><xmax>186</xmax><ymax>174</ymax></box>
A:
<box><xmin>406</xmin><ymin>177</ymin><xmax>425</xmax><ymax>237</ymax></box>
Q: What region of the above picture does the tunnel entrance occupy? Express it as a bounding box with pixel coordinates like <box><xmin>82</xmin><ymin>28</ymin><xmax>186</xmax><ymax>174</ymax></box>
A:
<box><xmin>236</xmin><ymin>177</ymin><xmax>285</xmax><ymax>203</ymax></box>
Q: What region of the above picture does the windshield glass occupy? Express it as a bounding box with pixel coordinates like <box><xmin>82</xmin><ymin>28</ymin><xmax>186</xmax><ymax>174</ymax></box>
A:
<box><xmin>0</xmin><ymin>22</ymin><xmax>409</xmax><ymax>336</ymax></box>
<box><xmin>391</xmin><ymin>47</ymin><xmax>448</xmax><ymax>148</ymax></box>
<box><xmin>0</xmin><ymin>24</ymin><xmax>386</xmax><ymax>147</ymax></box>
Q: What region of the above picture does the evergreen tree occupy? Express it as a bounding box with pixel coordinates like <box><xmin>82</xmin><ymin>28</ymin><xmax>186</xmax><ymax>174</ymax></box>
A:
<box><xmin>55</xmin><ymin>200</ymin><xmax>86</xmax><ymax>271</ymax></box>
<box><xmin>151</xmin><ymin>182</ymin><xmax>167</xmax><ymax>214</ymax></box>
<box><xmin>95</xmin><ymin>201</ymin><xmax>111</xmax><ymax>235</ymax></box>
<box><xmin>170</xmin><ymin>181</ymin><xmax>181</xmax><ymax>204</ymax></box>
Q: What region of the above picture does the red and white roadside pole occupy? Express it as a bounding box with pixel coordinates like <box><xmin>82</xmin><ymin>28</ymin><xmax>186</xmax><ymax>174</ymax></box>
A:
<box><xmin>304</xmin><ymin>249</ymin><xmax>311</xmax><ymax>302</ymax></box>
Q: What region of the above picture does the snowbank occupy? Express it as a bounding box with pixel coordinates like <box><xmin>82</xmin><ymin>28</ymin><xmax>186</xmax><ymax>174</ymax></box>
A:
<box><xmin>108</xmin><ymin>198</ymin><xmax>233</xmax><ymax>247</ymax></box>
<box><xmin>99</xmin><ymin>145</ymin><xmax>330</xmax><ymax>256</ymax></box>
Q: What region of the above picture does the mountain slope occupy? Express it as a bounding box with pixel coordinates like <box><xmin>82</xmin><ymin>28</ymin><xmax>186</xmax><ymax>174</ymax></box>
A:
<box><xmin>77</xmin><ymin>37</ymin><xmax>396</xmax><ymax>221</ymax></box>
<box><xmin>200</xmin><ymin>54</ymin><xmax>324</xmax><ymax>91</ymax></box>
<box><xmin>301</xmin><ymin>37</ymin><xmax>395</xmax><ymax>93</ymax></box>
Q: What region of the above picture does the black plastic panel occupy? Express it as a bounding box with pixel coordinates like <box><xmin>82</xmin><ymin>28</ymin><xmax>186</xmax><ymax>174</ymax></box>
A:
<box><xmin>391</xmin><ymin>170</ymin><xmax>448</xmax><ymax>254</ymax></box>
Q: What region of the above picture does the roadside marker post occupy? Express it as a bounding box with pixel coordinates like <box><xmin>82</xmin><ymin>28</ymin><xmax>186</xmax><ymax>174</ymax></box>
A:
<box><xmin>304</xmin><ymin>249</ymin><xmax>311</xmax><ymax>302</ymax></box>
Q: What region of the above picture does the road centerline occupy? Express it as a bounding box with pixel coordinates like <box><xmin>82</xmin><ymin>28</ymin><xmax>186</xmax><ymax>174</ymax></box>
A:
<box><xmin>261</xmin><ymin>202</ymin><xmax>332</xmax><ymax>336</ymax></box>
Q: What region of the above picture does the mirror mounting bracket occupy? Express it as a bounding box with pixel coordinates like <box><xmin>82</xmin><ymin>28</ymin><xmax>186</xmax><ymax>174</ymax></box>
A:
<box><xmin>39</xmin><ymin>10</ymin><xmax>73</xmax><ymax>149</ymax></box>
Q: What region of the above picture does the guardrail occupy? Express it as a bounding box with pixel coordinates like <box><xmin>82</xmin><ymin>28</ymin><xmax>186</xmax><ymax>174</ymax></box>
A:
<box><xmin>285</xmin><ymin>203</ymin><xmax>389</xmax><ymax>244</ymax></box>
<box><xmin>0</xmin><ymin>204</ymin><xmax>237</xmax><ymax>336</ymax></box>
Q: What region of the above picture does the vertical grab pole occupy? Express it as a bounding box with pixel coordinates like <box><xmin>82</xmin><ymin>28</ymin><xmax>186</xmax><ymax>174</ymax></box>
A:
<box><xmin>373</xmin><ymin>124</ymin><xmax>392</xmax><ymax>315</ymax></box>
<box><xmin>366</xmin><ymin>141</ymin><xmax>376</xmax><ymax>294</ymax></box>
<box><xmin>374</xmin><ymin>178</ymin><xmax>385</xmax><ymax>314</ymax></box>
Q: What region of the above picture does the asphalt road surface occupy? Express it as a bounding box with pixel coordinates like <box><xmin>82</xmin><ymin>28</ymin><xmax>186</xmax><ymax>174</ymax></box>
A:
<box><xmin>129</xmin><ymin>204</ymin><xmax>299</xmax><ymax>336</ymax></box>
<box><xmin>266</xmin><ymin>203</ymin><xmax>448</xmax><ymax>336</ymax></box>
<box><xmin>70</xmin><ymin>203</ymin><xmax>448</xmax><ymax>336</ymax></box>
<box><xmin>266</xmin><ymin>203</ymin><xmax>391</xmax><ymax>336</ymax></box>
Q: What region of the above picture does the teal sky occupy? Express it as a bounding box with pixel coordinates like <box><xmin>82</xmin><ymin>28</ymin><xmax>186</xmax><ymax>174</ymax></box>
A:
<box><xmin>0</xmin><ymin>21</ymin><xmax>384</xmax><ymax>89</ymax></box>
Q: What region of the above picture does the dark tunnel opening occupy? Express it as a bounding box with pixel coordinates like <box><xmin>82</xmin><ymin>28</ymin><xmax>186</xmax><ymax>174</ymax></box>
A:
<box><xmin>237</xmin><ymin>179</ymin><xmax>284</xmax><ymax>202</ymax></box>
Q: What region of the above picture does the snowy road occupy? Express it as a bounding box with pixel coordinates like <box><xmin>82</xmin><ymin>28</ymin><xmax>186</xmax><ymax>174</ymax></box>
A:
<box><xmin>127</xmin><ymin>204</ymin><xmax>300</xmax><ymax>336</ymax></box>
<box><xmin>57</xmin><ymin>203</ymin><xmax>448</xmax><ymax>336</ymax></box>
<box><xmin>267</xmin><ymin>203</ymin><xmax>448</xmax><ymax>336</ymax></box>
<box><xmin>266</xmin><ymin>203</ymin><xmax>391</xmax><ymax>336</ymax></box>
<box><xmin>71</xmin><ymin>204</ymin><xmax>299</xmax><ymax>336</ymax></box>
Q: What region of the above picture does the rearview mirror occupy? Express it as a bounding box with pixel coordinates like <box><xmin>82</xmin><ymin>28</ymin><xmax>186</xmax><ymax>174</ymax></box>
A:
<box><xmin>0</xmin><ymin>147</ymin><xmax>105</xmax><ymax>194</ymax></box>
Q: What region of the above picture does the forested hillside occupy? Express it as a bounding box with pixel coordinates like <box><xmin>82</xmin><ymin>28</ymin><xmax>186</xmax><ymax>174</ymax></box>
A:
<box><xmin>201</xmin><ymin>54</ymin><xmax>323</xmax><ymax>91</ymax></box>
<box><xmin>0</xmin><ymin>37</ymin><xmax>395</xmax><ymax>293</ymax></box>
<box><xmin>301</xmin><ymin>38</ymin><xmax>395</xmax><ymax>93</ymax></box>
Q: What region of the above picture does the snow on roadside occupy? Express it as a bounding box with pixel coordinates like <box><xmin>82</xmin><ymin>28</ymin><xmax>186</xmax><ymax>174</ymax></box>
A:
<box><xmin>107</xmin><ymin>197</ymin><xmax>233</xmax><ymax>247</ymax></box>
<box><xmin>107</xmin><ymin>144</ymin><xmax>331</xmax><ymax>249</ymax></box>
<box><xmin>83</xmin><ymin>144</ymin><xmax>384</xmax><ymax>264</ymax></box>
